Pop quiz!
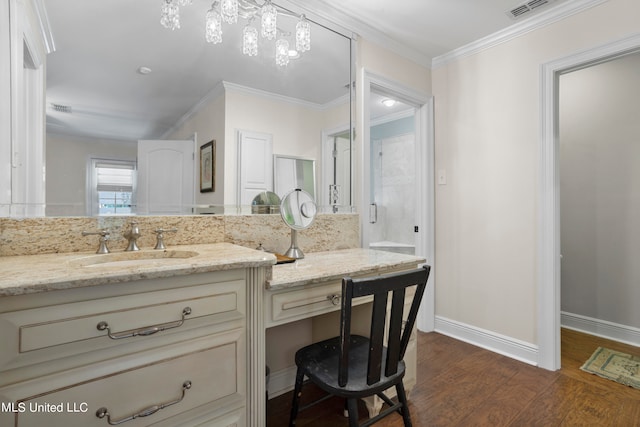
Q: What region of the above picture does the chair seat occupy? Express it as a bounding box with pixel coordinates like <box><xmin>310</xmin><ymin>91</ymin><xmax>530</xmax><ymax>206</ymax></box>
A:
<box><xmin>295</xmin><ymin>335</ymin><xmax>406</xmax><ymax>398</ymax></box>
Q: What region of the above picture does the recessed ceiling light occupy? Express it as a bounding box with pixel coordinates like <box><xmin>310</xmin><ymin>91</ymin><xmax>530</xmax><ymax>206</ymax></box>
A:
<box><xmin>381</xmin><ymin>99</ymin><xmax>397</xmax><ymax>107</ymax></box>
<box><xmin>137</xmin><ymin>66</ymin><xmax>152</xmax><ymax>75</ymax></box>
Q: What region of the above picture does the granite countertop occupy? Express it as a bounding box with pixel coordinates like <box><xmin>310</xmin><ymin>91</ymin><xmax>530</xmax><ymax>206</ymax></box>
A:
<box><xmin>0</xmin><ymin>243</ymin><xmax>276</xmax><ymax>296</ymax></box>
<box><xmin>268</xmin><ymin>248</ymin><xmax>426</xmax><ymax>290</ymax></box>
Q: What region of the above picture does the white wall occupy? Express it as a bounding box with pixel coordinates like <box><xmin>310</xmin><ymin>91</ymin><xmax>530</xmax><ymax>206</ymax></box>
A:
<box><xmin>560</xmin><ymin>52</ymin><xmax>640</xmax><ymax>328</ymax></box>
<box><xmin>45</xmin><ymin>133</ymin><xmax>136</xmax><ymax>216</ymax></box>
<box><xmin>432</xmin><ymin>0</ymin><xmax>640</xmax><ymax>345</ymax></box>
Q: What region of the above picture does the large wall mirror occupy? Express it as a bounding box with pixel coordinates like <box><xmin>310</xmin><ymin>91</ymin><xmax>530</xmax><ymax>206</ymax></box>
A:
<box><xmin>28</xmin><ymin>0</ymin><xmax>353</xmax><ymax>217</ymax></box>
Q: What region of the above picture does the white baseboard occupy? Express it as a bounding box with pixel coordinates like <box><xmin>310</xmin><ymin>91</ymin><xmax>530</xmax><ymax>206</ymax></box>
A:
<box><xmin>269</xmin><ymin>317</ymin><xmax>542</xmax><ymax>399</ymax></box>
<box><xmin>267</xmin><ymin>365</ymin><xmax>298</xmax><ymax>399</ymax></box>
<box><xmin>435</xmin><ymin>316</ymin><xmax>538</xmax><ymax>366</ymax></box>
<box><xmin>561</xmin><ymin>311</ymin><xmax>640</xmax><ymax>347</ymax></box>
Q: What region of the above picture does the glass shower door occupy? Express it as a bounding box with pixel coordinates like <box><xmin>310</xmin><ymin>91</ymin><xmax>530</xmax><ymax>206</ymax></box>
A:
<box><xmin>367</xmin><ymin>93</ymin><xmax>417</xmax><ymax>255</ymax></box>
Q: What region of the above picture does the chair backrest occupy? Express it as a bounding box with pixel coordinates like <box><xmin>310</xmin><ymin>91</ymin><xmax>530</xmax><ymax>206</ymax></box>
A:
<box><xmin>338</xmin><ymin>265</ymin><xmax>431</xmax><ymax>387</ymax></box>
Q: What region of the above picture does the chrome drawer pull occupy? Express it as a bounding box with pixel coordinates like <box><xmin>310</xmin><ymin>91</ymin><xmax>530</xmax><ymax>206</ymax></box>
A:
<box><xmin>327</xmin><ymin>294</ymin><xmax>341</xmax><ymax>306</ymax></box>
<box><xmin>96</xmin><ymin>380</ymin><xmax>191</xmax><ymax>425</ymax></box>
<box><xmin>97</xmin><ymin>307</ymin><xmax>192</xmax><ymax>340</ymax></box>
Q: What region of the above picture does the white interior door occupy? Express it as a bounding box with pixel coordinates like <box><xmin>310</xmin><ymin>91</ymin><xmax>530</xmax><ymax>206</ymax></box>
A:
<box><xmin>137</xmin><ymin>139</ymin><xmax>195</xmax><ymax>214</ymax></box>
<box><xmin>238</xmin><ymin>130</ymin><xmax>273</xmax><ymax>205</ymax></box>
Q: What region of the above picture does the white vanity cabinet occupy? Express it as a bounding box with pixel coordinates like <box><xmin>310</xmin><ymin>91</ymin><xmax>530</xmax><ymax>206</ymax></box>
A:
<box><xmin>0</xmin><ymin>269</ymin><xmax>250</xmax><ymax>427</ymax></box>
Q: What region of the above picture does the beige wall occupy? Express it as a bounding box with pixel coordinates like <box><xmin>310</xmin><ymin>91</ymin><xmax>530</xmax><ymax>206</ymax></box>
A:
<box><xmin>45</xmin><ymin>133</ymin><xmax>137</xmax><ymax>216</ymax></box>
<box><xmin>167</xmin><ymin>91</ymin><xmax>226</xmax><ymax>207</ymax></box>
<box><xmin>224</xmin><ymin>89</ymin><xmax>328</xmax><ymax>205</ymax></box>
<box><xmin>560</xmin><ymin>52</ymin><xmax>640</xmax><ymax>328</ymax></box>
<box><xmin>169</xmin><ymin>84</ymin><xmax>350</xmax><ymax>207</ymax></box>
<box><xmin>432</xmin><ymin>0</ymin><xmax>640</xmax><ymax>344</ymax></box>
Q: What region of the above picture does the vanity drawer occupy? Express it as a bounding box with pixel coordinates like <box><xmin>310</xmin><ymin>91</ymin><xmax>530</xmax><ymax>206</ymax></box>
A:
<box><xmin>267</xmin><ymin>280</ymin><xmax>373</xmax><ymax>326</ymax></box>
<box><xmin>0</xmin><ymin>278</ymin><xmax>245</xmax><ymax>356</ymax></box>
<box><xmin>0</xmin><ymin>329</ymin><xmax>245</xmax><ymax>427</ymax></box>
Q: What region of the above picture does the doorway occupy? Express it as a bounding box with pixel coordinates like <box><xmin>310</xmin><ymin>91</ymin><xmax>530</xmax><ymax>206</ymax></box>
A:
<box><xmin>539</xmin><ymin>34</ymin><xmax>640</xmax><ymax>370</ymax></box>
<box><xmin>361</xmin><ymin>70</ymin><xmax>435</xmax><ymax>332</ymax></box>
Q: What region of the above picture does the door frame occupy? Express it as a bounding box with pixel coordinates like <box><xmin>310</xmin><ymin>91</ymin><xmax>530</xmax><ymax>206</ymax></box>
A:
<box><xmin>360</xmin><ymin>69</ymin><xmax>435</xmax><ymax>332</ymax></box>
<box><xmin>538</xmin><ymin>33</ymin><xmax>640</xmax><ymax>370</ymax></box>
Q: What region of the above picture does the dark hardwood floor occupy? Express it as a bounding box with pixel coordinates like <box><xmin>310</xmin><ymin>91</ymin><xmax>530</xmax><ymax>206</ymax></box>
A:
<box><xmin>267</xmin><ymin>329</ymin><xmax>640</xmax><ymax>426</ymax></box>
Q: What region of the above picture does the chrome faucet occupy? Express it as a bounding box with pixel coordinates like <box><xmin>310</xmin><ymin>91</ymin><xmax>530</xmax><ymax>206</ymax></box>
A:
<box><xmin>124</xmin><ymin>221</ymin><xmax>141</xmax><ymax>251</ymax></box>
<box><xmin>153</xmin><ymin>228</ymin><xmax>177</xmax><ymax>250</ymax></box>
<box><xmin>82</xmin><ymin>230</ymin><xmax>110</xmax><ymax>254</ymax></box>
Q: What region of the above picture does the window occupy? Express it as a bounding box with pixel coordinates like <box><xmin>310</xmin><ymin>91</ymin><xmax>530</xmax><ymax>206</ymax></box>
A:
<box><xmin>89</xmin><ymin>159</ymin><xmax>136</xmax><ymax>216</ymax></box>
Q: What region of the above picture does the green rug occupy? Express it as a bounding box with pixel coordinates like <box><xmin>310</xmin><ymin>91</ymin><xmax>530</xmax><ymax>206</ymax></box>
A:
<box><xmin>580</xmin><ymin>347</ymin><xmax>640</xmax><ymax>389</ymax></box>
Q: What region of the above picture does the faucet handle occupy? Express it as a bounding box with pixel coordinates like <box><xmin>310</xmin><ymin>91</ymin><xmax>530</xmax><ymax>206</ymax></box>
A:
<box><xmin>154</xmin><ymin>228</ymin><xmax>178</xmax><ymax>250</ymax></box>
<box><xmin>82</xmin><ymin>230</ymin><xmax>111</xmax><ymax>254</ymax></box>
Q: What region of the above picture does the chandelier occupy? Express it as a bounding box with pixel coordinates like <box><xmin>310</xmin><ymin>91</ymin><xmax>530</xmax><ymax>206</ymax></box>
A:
<box><xmin>160</xmin><ymin>0</ymin><xmax>312</xmax><ymax>66</ymax></box>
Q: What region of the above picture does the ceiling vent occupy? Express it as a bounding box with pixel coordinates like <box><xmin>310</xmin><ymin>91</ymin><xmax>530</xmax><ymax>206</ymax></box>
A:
<box><xmin>506</xmin><ymin>0</ymin><xmax>558</xmax><ymax>19</ymax></box>
<box><xmin>50</xmin><ymin>103</ymin><xmax>72</xmax><ymax>113</ymax></box>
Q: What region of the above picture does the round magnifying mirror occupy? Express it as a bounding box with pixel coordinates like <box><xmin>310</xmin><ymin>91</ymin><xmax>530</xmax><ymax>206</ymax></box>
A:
<box><xmin>280</xmin><ymin>189</ymin><xmax>317</xmax><ymax>258</ymax></box>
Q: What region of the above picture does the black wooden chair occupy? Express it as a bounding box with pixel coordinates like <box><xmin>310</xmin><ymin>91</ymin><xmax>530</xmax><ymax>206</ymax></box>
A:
<box><xmin>289</xmin><ymin>265</ymin><xmax>431</xmax><ymax>427</ymax></box>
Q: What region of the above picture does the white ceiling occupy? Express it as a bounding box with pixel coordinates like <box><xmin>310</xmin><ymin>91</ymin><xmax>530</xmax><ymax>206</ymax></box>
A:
<box><xmin>44</xmin><ymin>0</ymin><xmax>571</xmax><ymax>141</ymax></box>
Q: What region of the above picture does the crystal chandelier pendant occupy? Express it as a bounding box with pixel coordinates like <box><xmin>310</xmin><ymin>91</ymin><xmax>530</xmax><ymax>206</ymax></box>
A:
<box><xmin>295</xmin><ymin>15</ymin><xmax>311</xmax><ymax>53</ymax></box>
<box><xmin>275</xmin><ymin>39</ymin><xmax>290</xmax><ymax>67</ymax></box>
<box><xmin>176</xmin><ymin>0</ymin><xmax>192</xmax><ymax>5</ymax></box>
<box><xmin>261</xmin><ymin>0</ymin><xmax>277</xmax><ymax>40</ymax></box>
<box><xmin>243</xmin><ymin>25</ymin><xmax>258</xmax><ymax>56</ymax></box>
<box><xmin>206</xmin><ymin>4</ymin><xmax>223</xmax><ymax>44</ymax></box>
<box><xmin>160</xmin><ymin>0</ymin><xmax>180</xmax><ymax>31</ymax></box>
<box><xmin>221</xmin><ymin>0</ymin><xmax>238</xmax><ymax>24</ymax></box>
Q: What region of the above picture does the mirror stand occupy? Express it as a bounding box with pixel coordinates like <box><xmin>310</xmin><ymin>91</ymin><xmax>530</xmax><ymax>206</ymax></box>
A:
<box><xmin>280</xmin><ymin>189</ymin><xmax>317</xmax><ymax>260</ymax></box>
<box><xmin>285</xmin><ymin>229</ymin><xmax>304</xmax><ymax>259</ymax></box>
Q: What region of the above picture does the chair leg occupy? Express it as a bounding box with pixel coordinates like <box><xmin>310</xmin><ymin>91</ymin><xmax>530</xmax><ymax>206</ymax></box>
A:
<box><xmin>289</xmin><ymin>367</ymin><xmax>305</xmax><ymax>427</ymax></box>
<box><xmin>346</xmin><ymin>398</ymin><xmax>359</xmax><ymax>427</ymax></box>
<box><xmin>395</xmin><ymin>383</ymin><xmax>412</xmax><ymax>427</ymax></box>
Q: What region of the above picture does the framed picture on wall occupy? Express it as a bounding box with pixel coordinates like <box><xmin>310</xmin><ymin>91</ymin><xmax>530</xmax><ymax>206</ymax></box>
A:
<box><xmin>200</xmin><ymin>140</ymin><xmax>215</xmax><ymax>193</ymax></box>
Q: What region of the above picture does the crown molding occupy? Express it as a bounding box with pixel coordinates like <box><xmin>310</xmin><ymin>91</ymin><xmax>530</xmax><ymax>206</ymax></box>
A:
<box><xmin>432</xmin><ymin>0</ymin><xmax>609</xmax><ymax>69</ymax></box>
<box><xmin>222</xmin><ymin>81</ymin><xmax>325</xmax><ymax>110</ymax></box>
<box><xmin>163</xmin><ymin>80</ymin><xmax>349</xmax><ymax>139</ymax></box>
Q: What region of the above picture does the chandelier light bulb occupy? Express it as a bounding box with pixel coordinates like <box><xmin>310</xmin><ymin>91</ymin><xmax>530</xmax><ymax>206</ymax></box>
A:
<box><xmin>295</xmin><ymin>15</ymin><xmax>310</xmax><ymax>53</ymax></box>
<box><xmin>160</xmin><ymin>0</ymin><xmax>180</xmax><ymax>30</ymax></box>
<box><xmin>243</xmin><ymin>25</ymin><xmax>258</xmax><ymax>56</ymax></box>
<box><xmin>221</xmin><ymin>0</ymin><xmax>238</xmax><ymax>24</ymax></box>
<box><xmin>276</xmin><ymin>39</ymin><xmax>290</xmax><ymax>67</ymax></box>
<box><xmin>261</xmin><ymin>0</ymin><xmax>277</xmax><ymax>40</ymax></box>
<box><xmin>206</xmin><ymin>4</ymin><xmax>223</xmax><ymax>44</ymax></box>
<box><xmin>176</xmin><ymin>0</ymin><xmax>192</xmax><ymax>5</ymax></box>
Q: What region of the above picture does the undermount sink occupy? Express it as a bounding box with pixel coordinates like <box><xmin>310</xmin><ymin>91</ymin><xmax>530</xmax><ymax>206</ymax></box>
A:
<box><xmin>70</xmin><ymin>250</ymin><xmax>199</xmax><ymax>268</ymax></box>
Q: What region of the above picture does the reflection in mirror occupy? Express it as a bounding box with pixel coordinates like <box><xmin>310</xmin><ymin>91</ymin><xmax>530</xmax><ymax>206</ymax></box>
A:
<box><xmin>251</xmin><ymin>191</ymin><xmax>281</xmax><ymax>214</ymax></box>
<box><xmin>274</xmin><ymin>155</ymin><xmax>315</xmax><ymax>201</ymax></box>
<box><xmin>34</xmin><ymin>0</ymin><xmax>353</xmax><ymax>217</ymax></box>
<box><xmin>325</xmin><ymin>129</ymin><xmax>351</xmax><ymax>209</ymax></box>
